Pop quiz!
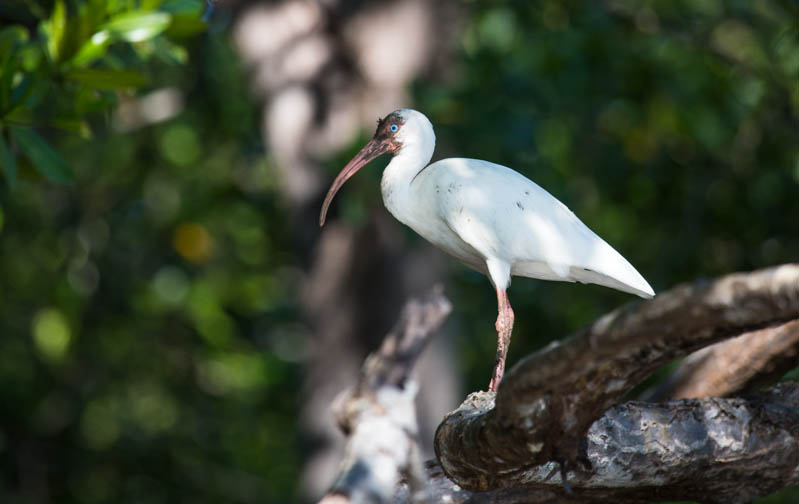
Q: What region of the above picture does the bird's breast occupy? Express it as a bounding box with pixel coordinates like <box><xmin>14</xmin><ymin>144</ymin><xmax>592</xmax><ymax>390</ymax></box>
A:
<box><xmin>381</xmin><ymin>174</ymin><xmax>486</xmax><ymax>272</ymax></box>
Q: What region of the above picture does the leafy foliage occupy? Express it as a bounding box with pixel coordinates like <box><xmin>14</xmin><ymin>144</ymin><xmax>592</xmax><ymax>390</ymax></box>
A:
<box><xmin>0</xmin><ymin>0</ymin><xmax>205</xmax><ymax>186</ymax></box>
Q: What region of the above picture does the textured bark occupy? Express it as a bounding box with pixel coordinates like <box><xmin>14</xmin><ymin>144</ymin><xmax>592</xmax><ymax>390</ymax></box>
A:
<box><xmin>640</xmin><ymin>319</ymin><xmax>799</xmax><ymax>401</ymax></box>
<box><xmin>435</xmin><ymin>264</ymin><xmax>799</xmax><ymax>492</ymax></box>
<box><xmin>320</xmin><ymin>287</ymin><xmax>452</xmax><ymax>504</ymax></box>
<box><xmin>396</xmin><ymin>383</ymin><xmax>799</xmax><ymax>503</ymax></box>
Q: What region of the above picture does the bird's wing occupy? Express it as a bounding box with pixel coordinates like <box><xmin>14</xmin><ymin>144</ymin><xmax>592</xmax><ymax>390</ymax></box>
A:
<box><xmin>419</xmin><ymin>158</ymin><xmax>654</xmax><ymax>298</ymax></box>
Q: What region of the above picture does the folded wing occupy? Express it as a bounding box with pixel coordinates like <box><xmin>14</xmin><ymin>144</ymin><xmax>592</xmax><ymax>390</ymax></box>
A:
<box><xmin>422</xmin><ymin>158</ymin><xmax>654</xmax><ymax>298</ymax></box>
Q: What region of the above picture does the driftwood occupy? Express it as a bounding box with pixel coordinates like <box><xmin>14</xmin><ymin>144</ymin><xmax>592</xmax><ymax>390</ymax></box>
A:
<box><xmin>433</xmin><ymin>264</ymin><xmax>799</xmax><ymax>501</ymax></box>
<box><xmin>321</xmin><ymin>264</ymin><xmax>799</xmax><ymax>503</ymax></box>
<box><xmin>319</xmin><ymin>287</ymin><xmax>452</xmax><ymax>504</ymax></box>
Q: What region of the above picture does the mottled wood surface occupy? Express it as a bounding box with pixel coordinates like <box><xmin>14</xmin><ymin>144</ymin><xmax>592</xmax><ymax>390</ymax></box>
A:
<box><xmin>434</xmin><ymin>264</ymin><xmax>799</xmax><ymax>499</ymax></box>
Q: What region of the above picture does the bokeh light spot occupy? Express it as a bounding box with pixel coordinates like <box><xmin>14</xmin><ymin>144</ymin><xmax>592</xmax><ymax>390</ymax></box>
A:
<box><xmin>68</xmin><ymin>260</ymin><xmax>100</xmax><ymax>296</ymax></box>
<box><xmin>81</xmin><ymin>399</ymin><xmax>121</xmax><ymax>450</ymax></box>
<box><xmin>130</xmin><ymin>385</ymin><xmax>179</xmax><ymax>434</ymax></box>
<box><xmin>144</xmin><ymin>176</ymin><xmax>181</xmax><ymax>222</ymax></box>
<box><xmin>711</xmin><ymin>20</ymin><xmax>766</xmax><ymax>69</ymax></box>
<box><xmin>268</xmin><ymin>324</ymin><xmax>309</xmax><ymax>363</ymax></box>
<box><xmin>31</xmin><ymin>308</ymin><xmax>72</xmax><ymax>363</ymax></box>
<box><xmin>478</xmin><ymin>8</ymin><xmax>516</xmax><ymax>52</ymax></box>
<box><xmin>736</xmin><ymin>77</ymin><xmax>765</xmax><ymax>107</ymax></box>
<box><xmin>172</xmin><ymin>222</ymin><xmax>214</xmax><ymax>263</ymax></box>
<box><xmin>159</xmin><ymin>124</ymin><xmax>201</xmax><ymax>167</ymax></box>
<box><xmin>194</xmin><ymin>311</ymin><xmax>234</xmax><ymax>347</ymax></box>
<box><xmin>152</xmin><ymin>266</ymin><xmax>190</xmax><ymax>306</ymax></box>
<box><xmin>187</xmin><ymin>279</ymin><xmax>234</xmax><ymax>347</ymax></box>
<box><xmin>197</xmin><ymin>353</ymin><xmax>268</xmax><ymax>396</ymax></box>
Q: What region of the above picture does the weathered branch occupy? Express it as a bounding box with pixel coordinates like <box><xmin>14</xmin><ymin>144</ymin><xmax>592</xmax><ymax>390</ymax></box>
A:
<box><xmin>320</xmin><ymin>287</ymin><xmax>452</xmax><ymax>504</ymax></box>
<box><xmin>640</xmin><ymin>319</ymin><xmax>799</xmax><ymax>400</ymax></box>
<box><xmin>399</xmin><ymin>382</ymin><xmax>799</xmax><ymax>504</ymax></box>
<box><xmin>435</xmin><ymin>264</ymin><xmax>799</xmax><ymax>493</ymax></box>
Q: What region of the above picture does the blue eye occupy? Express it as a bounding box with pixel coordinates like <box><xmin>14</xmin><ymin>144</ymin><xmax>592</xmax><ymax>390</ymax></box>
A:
<box><xmin>390</xmin><ymin>124</ymin><xmax>398</xmax><ymax>133</ymax></box>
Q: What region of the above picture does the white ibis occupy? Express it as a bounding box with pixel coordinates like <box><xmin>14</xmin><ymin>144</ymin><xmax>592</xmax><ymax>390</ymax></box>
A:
<box><xmin>320</xmin><ymin>109</ymin><xmax>654</xmax><ymax>392</ymax></box>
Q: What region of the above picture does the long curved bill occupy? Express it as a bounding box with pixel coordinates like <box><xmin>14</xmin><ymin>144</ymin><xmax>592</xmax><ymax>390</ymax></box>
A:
<box><xmin>319</xmin><ymin>138</ymin><xmax>390</xmax><ymax>227</ymax></box>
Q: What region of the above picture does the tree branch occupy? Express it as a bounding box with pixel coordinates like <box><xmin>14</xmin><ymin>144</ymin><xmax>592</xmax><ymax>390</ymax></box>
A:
<box><xmin>640</xmin><ymin>319</ymin><xmax>799</xmax><ymax>400</ymax></box>
<box><xmin>435</xmin><ymin>264</ymin><xmax>799</xmax><ymax>493</ymax></box>
<box><xmin>401</xmin><ymin>382</ymin><xmax>799</xmax><ymax>503</ymax></box>
<box><xmin>319</xmin><ymin>286</ymin><xmax>452</xmax><ymax>504</ymax></box>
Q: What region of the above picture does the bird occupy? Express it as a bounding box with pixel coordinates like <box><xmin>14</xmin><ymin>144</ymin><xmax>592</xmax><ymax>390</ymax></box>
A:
<box><xmin>319</xmin><ymin>109</ymin><xmax>654</xmax><ymax>392</ymax></box>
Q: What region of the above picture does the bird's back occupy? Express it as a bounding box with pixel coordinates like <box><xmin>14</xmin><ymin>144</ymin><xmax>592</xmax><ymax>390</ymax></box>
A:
<box><xmin>413</xmin><ymin>158</ymin><xmax>654</xmax><ymax>298</ymax></box>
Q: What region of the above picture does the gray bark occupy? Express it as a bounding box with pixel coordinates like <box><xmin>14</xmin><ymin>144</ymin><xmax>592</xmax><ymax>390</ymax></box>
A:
<box><xmin>434</xmin><ymin>264</ymin><xmax>799</xmax><ymax>498</ymax></box>
<box><xmin>413</xmin><ymin>383</ymin><xmax>799</xmax><ymax>503</ymax></box>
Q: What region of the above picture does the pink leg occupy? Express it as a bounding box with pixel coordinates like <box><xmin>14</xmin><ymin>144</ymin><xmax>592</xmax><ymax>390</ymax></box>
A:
<box><xmin>488</xmin><ymin>288</ymin><xmax>515</xmax><ymax>392</ymax></box>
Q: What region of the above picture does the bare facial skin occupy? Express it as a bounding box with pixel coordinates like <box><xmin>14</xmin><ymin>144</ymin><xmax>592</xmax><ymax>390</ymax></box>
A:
<box><xmin>319</xmin><ymin>112</ymin><xmax>405</xmax><ymax>227</ymax></box>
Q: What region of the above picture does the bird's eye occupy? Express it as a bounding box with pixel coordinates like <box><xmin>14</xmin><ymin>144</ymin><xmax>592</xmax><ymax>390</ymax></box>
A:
<box><xmin>390</xmin><ymin>124</ymin><xmax>398</xmax><ymax>133</ymax></box>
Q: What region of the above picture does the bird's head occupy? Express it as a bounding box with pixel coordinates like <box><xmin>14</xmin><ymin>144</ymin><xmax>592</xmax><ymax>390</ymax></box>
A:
<box><xmin>319</xmin><ymin>109</ymin><xmax>433</xmax><ymax>227</ymax></box>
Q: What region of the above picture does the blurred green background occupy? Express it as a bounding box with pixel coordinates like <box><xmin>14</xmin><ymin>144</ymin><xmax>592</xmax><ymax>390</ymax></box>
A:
<box><xmin>0</xmin><ymin>0</ymin><xmax>798</xmax><ymax>502</ymax></box>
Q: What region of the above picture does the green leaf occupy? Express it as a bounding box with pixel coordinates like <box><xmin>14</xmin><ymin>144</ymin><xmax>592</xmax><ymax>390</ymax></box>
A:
<box><xmin>47</xmin><ymin>117</ymin><xmax>92</xmax><ymax>138</ymax></box>
<box><xmin>0</xmin><ymin>26</ymin><xmax>28</xmax><ymax>54</ymax></box>
<box><xmin>0</xmin><ymin>128</ymin><xmax>17</xmax><ymax>188</ymax></box>
<box><xmin>4</xmin><ymin>73</ymin><xmax>51</xmax><ymax>113</ymax></box>
<box><xmin>4</xmin><ymin>107</ymin><xmax>33</xmax><ymax>126</ymax></box>
<box><xmin>16</xmin><ymin>75</ymin><xmax>51</xmax><ymax>110</ymax></box>
<box><xmin>152</xmin><ymin>37</ymin><xmax>189</xmax><ymax>65</ymax></box>
<box><xmin>165</xmin><ymin>13</ymin><xmax>207</xmax><ymax>38</ymax></box>
<box><xmin>71</xmin><ymin>31</ymin><xmax>111</xmax><ymax>67</ymax></box>
<box><xmin>76</xmin><ymin>0</ymin><xmax>109</xmax><ymax>46</ymax></box>
<box><xmin>0</xmin><ymin>26</ymin><xmax>28</xmax><ymax>112</ymax></box>
<box><xmin>18</xmin><ymin>43</ymin><xmax>43</xmax><ymax>72</ymax></box>
<box><xmin>103</xmin><ymin>12</ymin><xmax>172</xmax><ymax>43</ymax></box>
<box><xmin>9</xmin><ymin>126</ymin><xmax>72</xmax><ymax>183</ymax></box>
<box><xmin>75</xmin><ymin>86</ymin><xmax>117</xmax><ymax>115</ymax></box>
<box><xmin>8</xmin><ymin>73</ymin><xmax>33</xmax><ymax>112</ymax></box>
<box><xmin>65</xmin><ymin>68</ymin><xmax>149</xmax><ymax>90</ymax></box>
<box><xmin>42</xmin><ymin>0</ymin><xmax>68</xmax><ymax>62</ymax></box>
<box><xmin>141</xmin><ymin>0</ymin><xmax>164</xmax><ymax>10</ymax></box>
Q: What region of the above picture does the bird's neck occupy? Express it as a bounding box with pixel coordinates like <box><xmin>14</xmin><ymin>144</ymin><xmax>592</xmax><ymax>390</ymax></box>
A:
<box><xmin>380</xmin><ymin>139</ymin><xmax>434</xmax><ymax>223</ymax></box>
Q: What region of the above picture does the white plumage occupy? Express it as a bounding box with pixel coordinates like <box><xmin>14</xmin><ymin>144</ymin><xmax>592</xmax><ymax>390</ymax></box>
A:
<box><xmin>321</xmin><ymin>108</ymin><xmax>654</xmax><ymax>391</ymax></box>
